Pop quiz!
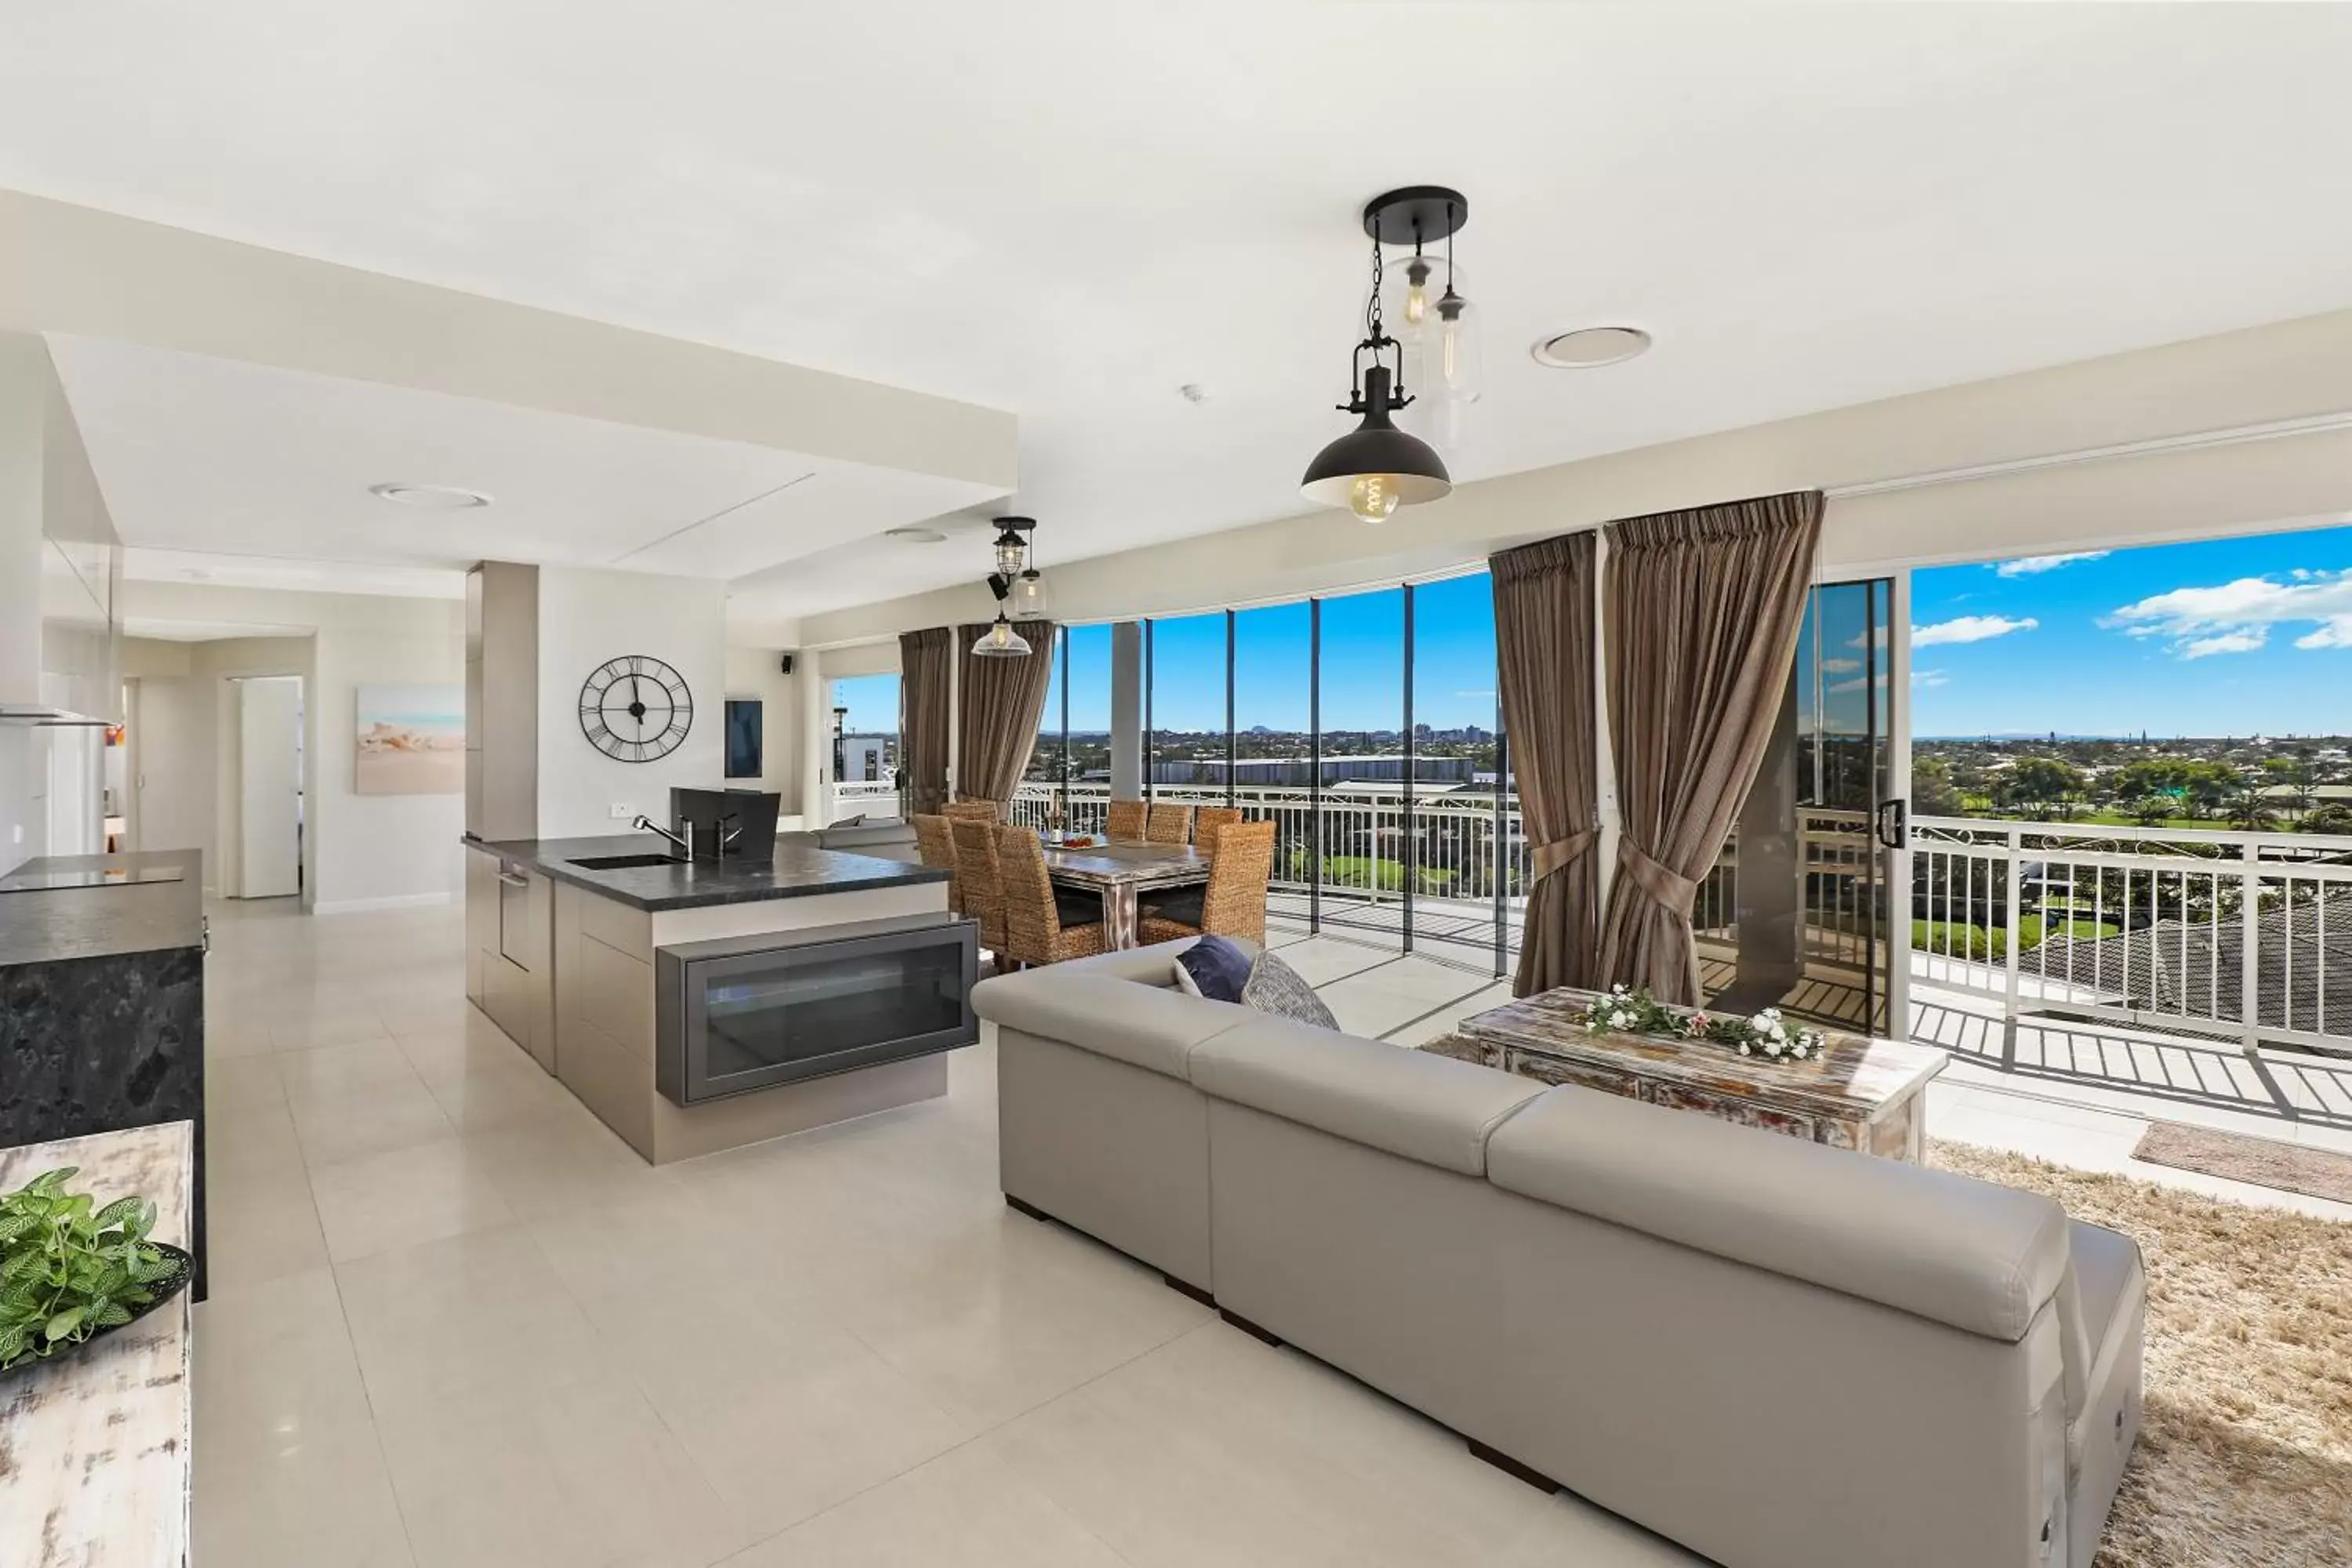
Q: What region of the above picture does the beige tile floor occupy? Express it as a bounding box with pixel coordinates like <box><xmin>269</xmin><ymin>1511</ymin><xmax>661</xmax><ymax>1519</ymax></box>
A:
<box><xmin>195</xmin><ymin>898</ymin><xmax>2349</xmax><ymax>1566</ymax></box>
<box><xmin>193</xmin><ymin>901</ymin><xmax>1700</xmax><ymax>1567</ymax></box>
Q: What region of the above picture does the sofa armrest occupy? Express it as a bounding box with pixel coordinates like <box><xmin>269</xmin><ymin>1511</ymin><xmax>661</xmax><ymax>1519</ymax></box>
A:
<box><xmin>972</xmin><ymin>969</ymin><xmax>1248</xmax><ymax>1079</ymax></box>
<box><xmin>1487</xmin><ymin>1087</ymin><xmax>2073</xmax><ymax>1342</ymax></box>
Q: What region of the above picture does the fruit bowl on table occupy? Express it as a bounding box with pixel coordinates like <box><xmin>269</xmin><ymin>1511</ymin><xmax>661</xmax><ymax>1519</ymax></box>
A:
<box><xmin>1052</xmin><ymin>833</ymin><xmax>1100</xmax><ymax>849</ymax></box>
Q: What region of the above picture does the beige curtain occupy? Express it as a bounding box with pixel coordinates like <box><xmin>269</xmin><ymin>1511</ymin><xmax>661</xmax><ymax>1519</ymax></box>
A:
<box><xmin>1491</xmin><ymin>532</ymin><xmax>1599</xmax><ymax>996</ymax></box>
<box><xmin>898</xmin><ymin>627</ymin><xmax>953</xmax><ymax>817</ymax></box>
<box><xmin>1597</xmin><ymin>492</ymin><xmax>1823</xmax><ymax>1004</ymax></box>
<box><xmin>956</xmin><ymin>621</ymin><xmax>1058</xmax><ymax>811</ymax></box>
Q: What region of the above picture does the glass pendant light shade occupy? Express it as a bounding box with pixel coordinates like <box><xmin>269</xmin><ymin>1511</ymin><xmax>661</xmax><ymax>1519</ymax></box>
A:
<box><xmin>1300</xmin><ymin>365</ymin><xmax>1451</xmax><ymax>524</ymax></box>
<box><xmin>973</xmin><ymin>612</ymin><xmax>1031</xmax><ymax>659</ymax></box>
<box><xmin>1007</xmin><ymin>568</ymin><xmax>1049</xmax><ymax>619</ymax></box>
<box><xmin>1432</xmin><ymin>285</ymin><xmax>1482</xmax><ymax>403</ymax></box>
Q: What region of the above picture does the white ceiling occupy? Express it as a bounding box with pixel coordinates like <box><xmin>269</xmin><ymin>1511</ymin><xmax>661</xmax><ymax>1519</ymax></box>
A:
<box><xmin>9</xmin><ymin>2</ymin><xmax>2352</xmax><ymax>619</ymax></box>
<box><xmin>47</xmin><ymin>336</ymin><xmax>999</xmax><ymax>600</ymax></box>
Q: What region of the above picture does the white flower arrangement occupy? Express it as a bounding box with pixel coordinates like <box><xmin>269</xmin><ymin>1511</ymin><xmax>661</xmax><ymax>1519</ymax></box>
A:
<box><xmin>1575</xmin><ymin>985</ymin><xmax>1826</xmax><ymax>1062</ymax></box>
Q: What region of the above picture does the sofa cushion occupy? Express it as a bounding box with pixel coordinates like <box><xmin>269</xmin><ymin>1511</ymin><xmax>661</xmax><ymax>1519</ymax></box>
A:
<box><xmin>2064</xmin><ymin>1219</ymin><xmax>2145</xmax><ymax>1477</ymax></box>
<box><xmin>1036</xmin><ymin>937</ymin><xmax>1254</xmax><ymax>991</ymax></box>
<box><xmin>1189</xmin><ymin>1018</ymin><xmax>1544</xmax><ymax>1176</ymax></box>
<box><xmin>1486</xmin><ymin>1086</ymin><xmax>2074</xmax><ymax>1343</ymax></box>
<box><xmin>972</xmin><ymin>970</ymin><xmax>1249</xmax><ymax>1079</ymax></box>
<box><xmin>1174</xmin><ymin>934</ymin><xmax>1254</xmax><ymax>1002</ymax></box>
<box><xmin>1239</xmin><ymin>949</ymin><xmax>1339</xmax><ymax>1030</ymax></box>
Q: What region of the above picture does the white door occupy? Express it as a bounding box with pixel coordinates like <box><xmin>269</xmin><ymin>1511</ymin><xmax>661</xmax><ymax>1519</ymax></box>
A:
<box><xmin>238</xmin><ymin>677</ymin><xmax>303</xmax><ymax>898</ymax></box>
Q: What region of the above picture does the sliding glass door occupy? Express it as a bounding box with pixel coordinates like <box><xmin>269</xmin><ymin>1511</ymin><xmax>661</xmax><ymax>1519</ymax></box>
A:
<box><xmin>1707</xmin><ymin>575</ymin><xmax>1909</xmax><ymax>1036</ymax></box>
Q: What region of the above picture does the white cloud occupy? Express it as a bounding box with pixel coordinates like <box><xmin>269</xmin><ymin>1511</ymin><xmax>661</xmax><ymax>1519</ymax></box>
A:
<box><xmin>1820</xmin><ymin>657</ymin><xmax>1862</xmax><ymax>673</ymax></box>
<box><xmin>1993</xmin><ymin>551</ymin><xmax>2109</xmax><ymax>578</ymax></box>
<box><xmin>2294</xmin><ymin>618</ymin><xmax>2352</xmax><ymax>650</ymax></box>
<box><xmin>2180</xmin><ymin>629</ymin><xmax>2268</xmax><ymax>659</ymax></box>
<box><xmin>2106</xmin><ymin>568</ymin><xmax>2352</xmax><ymax>659</ymax></box>
<box><xmin>1912</xmin><ymin>669</ymin><xmax>1950</xmax><ymax>688</ymax></box>
<box><xmin>1912</xmin><ymin>615</ymin><xmax>2039</xmax><ymax>647</ymax></box>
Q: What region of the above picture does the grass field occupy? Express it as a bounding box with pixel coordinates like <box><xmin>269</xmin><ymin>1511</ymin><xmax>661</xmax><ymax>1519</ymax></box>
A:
<box><xmin>1911</xmin><ymin>915</ymin><xmax>2120</xmax><ymax>960</ymax></box>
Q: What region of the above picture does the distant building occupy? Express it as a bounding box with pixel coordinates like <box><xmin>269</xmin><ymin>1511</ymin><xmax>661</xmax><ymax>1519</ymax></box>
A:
<box><xmin>840</xmin><ymin>734</ymin><xmax>896</xmax><ymax>783</ymax></box>
<box><xmin>1145</xmin><ymin>754</ymin><xmax>1474</xmax><ymax>788</ymax></box>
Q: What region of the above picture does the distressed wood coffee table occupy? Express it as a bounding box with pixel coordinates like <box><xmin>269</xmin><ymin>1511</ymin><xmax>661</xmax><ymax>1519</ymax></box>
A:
<box><xmin>1449</xmin><ymin>987</ymin><xmax>1947</xmax><ymax>1161</ymax></box>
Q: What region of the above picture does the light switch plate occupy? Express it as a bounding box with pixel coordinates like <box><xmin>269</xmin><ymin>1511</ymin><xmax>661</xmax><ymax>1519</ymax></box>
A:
<box><xmin>608</xmin><ymin>803</ymin><xmax>634</xmax><ymax>820</ymax></box>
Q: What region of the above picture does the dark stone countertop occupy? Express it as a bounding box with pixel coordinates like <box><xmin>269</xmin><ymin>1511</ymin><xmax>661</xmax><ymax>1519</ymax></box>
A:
<box><xmin>466</xmin><ymin>833</ymin><xmax>949</xmax><ymax>913</ymax></box>
<box><xmin>0</xmin><ymin>851</ymin><xmax>206</xmax><ymax>967</ymax></box>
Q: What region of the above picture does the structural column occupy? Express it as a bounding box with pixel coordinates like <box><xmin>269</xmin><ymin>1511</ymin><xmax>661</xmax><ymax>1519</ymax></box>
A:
<box><xmin>1109</xmin><ymin>621</ymin><xmax>1144</xmax><ymax>799</ymax></box>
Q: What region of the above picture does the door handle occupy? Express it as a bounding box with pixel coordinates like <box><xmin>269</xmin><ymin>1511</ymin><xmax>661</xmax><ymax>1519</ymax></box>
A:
<box><xmin>498</xmin><ymin>870</ymin><xmax>529</xmax><ymax>889</ymax></box>
<box><xmin>1875</xmin><ymin>798</ymin><xmax>1908</xmax><ymax>851</ymax></box>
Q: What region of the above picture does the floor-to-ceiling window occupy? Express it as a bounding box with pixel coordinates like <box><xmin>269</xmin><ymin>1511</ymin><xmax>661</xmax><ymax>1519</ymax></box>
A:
<box><xmin>1026</xmin><ymin>623</ymin><xmax>1116</xmax><ymax>832</ymax></box>
<box><xmin>1232</xmin><ymin>601</ymin><xmax>1313</xmax><ymax>909</ymax></box>
<box><xmin>1407</xmin><ymin>571</ymin><xmax>1507</xmax><ymax>965</ymax></box>
<box><xmin>1146</xmin><ymin>612</ymin><xmax>1227</xmax><ymax>801</ymax></box>
<box><xmin>1316</xmin><ymin>586</ymin><xmax>1406</xmax><ymax>952</ymax></box>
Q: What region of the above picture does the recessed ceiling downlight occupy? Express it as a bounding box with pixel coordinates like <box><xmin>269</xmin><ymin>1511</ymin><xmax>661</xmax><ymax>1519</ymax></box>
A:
<box><xmin>368</xmin><ymin>482</ymin><xmax>492</xmax><ymax>510</ymax></box>
<box><xmin>884</xmin><ymin>526</ymin><xmax>949</xmax><ymax>543</ymax></box>
<box><xmin>1530</xmin><ymin>327</ymin><xmax>1652</xmax><ymax>368</ymax></box>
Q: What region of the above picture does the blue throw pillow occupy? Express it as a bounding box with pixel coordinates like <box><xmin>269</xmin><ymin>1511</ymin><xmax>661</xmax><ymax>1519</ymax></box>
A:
<box><xmin>1173</xmin><ymin>934</ymin><xmax>1254</xmax><ymax>1004</ymax></box>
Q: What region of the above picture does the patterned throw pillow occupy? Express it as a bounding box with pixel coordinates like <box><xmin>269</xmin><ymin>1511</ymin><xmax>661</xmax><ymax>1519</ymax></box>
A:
<box><xmin>1240</xmin><ymin>949</ymin><xmax>1339</xmax><ymax>1031</ymax></box>
<box><xmin>1173</xmin><ymin>934</ymin><xmax>1255</xmax><ymax>1002</ymax></box>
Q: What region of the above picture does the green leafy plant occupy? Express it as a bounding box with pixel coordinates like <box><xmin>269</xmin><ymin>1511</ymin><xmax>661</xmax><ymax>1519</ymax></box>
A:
<box><xmin>0</xmin><ymin>1167</ymin><xmax>184</xmax><ymax>1373</ymax></box>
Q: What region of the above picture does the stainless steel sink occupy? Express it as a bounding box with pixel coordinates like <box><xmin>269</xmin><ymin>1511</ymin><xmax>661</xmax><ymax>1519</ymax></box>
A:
<box><xmin>568</xmin><ymin>853</ymin><xmax>682</xmax><ymax>871</ymax></box>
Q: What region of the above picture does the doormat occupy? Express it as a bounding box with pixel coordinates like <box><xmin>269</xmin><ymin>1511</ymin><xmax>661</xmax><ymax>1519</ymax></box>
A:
<box><xmin>2132</xmin><ymin>1119</ymin><xmax>2352</xmax><ymax>1205</ymax></box>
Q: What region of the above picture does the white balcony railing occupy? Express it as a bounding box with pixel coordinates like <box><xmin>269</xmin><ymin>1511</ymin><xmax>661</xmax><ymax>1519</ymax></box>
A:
<box><xmin>1008</xmin><ymin>786</ymin><xmax>2352</xmax><ymax>1055</ymax></box>
<box><xmin>1910</xmin><ymin>815</ymin><xmax>2352</xmax><ymax>1058</ymax></box>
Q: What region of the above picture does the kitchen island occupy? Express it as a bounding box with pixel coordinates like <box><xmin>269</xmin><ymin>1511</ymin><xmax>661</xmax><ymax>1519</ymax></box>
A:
<box><xmin>0</xmin><ymin>851</ymin><xmax>205</xmax><ymax>1295</ymax></box>
<box><xmin>462</xmin><ymin>835</ymin><xmax>969</xmax><ymax>1163</ymax></box>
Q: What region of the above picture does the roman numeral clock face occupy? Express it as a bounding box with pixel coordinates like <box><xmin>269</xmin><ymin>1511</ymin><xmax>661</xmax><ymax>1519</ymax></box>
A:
<box><xmin>579</xmin><ymin>656</ymin><xmax>693</xmax><ymax>762</ymax></box>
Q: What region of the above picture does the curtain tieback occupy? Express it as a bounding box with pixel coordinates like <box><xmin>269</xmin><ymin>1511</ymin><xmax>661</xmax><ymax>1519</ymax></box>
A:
<box><xmin>1530</xmin><ymin>828</ymin><xmax>1596</xmax><ymax>882</ymax></box>
<box><xmin>1615</xmin><ymin>837</ymin><xmax>1698</xmax><ymax>919</ymax></box>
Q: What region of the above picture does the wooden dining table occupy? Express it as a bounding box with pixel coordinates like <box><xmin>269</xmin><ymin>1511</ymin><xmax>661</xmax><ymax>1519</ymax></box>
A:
<box><xmin>1041</xmin><ymin>839</ymin><xmax>1209</xmax><ymax>950</ymax></box>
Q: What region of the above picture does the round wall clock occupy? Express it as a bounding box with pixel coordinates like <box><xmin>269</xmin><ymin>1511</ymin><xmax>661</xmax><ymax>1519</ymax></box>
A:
<box><xmin>579</xmin><ymin>655</ymin><xmax>694</xmax><ymax>762</ymax></box>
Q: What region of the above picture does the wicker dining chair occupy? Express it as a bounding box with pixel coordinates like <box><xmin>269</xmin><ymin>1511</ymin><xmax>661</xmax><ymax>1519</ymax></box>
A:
<box><xmin>1105</xmin><ymin>798</ymin><xmax>1148</xmax><ymax>841</ymax></box>
<box><xmin>943</xmin><ymin>798</ymin><xmax>1002</xmax><ymax>822</ymax></box>
<box><xmin>1145</xmin><ymin>802</ymin><xmax>1193</xmax><ymax>845</ymax></box>
<box><xmin>995</xmin><ymin>826</ymin><xmax>1107</xmax><ymax>967</ymax></box>
<box><xmin>912</xmin><ymin>814</ymin><xmax>962</xmax><ymax>916</ymax></box>
<box><xmin>949</xmin><ymin>816</ymin><xmax>1009</xmax><ymax>962</ymax></box>
<box><xmin>1192</xmin><ymin>805</ymin><xmax>1244</xmax><ymax>851</ymax></box>
<box><xmin>1140</xmin><ymin>819</ymin><xmax>1276</xmax><ymax>946</ymax></box>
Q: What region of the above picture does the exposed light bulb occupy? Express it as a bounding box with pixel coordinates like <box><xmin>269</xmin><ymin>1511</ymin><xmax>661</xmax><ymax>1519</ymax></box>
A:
<box><xmin>1348</xmin><ymin>474</ymin><xmax>1403</xmax><ymax>523</ymax></box>
<box><xmin>1441</xmin><ymin>318</ymin><xmax>1459</xmax><ymax>383</ymax></box>
<box><xmin>1402</xmin><ymin>259</ymin><xmax>1430</xmax><ymax>328</ymax></box>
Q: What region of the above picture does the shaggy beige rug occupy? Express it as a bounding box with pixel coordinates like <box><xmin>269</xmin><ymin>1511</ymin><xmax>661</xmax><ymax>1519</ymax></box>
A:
<box><xmin>1932</xmin><ymin>1140</ymin><xmax>2352</xmax><ymax>1567</ymax></box>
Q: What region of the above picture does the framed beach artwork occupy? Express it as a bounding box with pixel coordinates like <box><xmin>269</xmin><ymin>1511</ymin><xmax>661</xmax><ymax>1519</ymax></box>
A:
<box><xmin>354</xmin><ymin>684</ymin><xmax>464</xmax><ymax>795</ymax></box>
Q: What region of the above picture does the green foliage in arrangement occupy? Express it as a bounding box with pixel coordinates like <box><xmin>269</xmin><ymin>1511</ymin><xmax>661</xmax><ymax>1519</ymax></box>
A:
<box><xmin>0</xmin><ymin>1167</ymin><xmax>182</xmax><ymax>1373</ymax></box>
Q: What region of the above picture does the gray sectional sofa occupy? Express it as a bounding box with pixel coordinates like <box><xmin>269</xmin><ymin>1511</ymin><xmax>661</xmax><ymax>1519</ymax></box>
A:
<box><xmin>971</xmin><ymin>941</ymin><xmax>2144</xmax><ymax>1568</ymax></box>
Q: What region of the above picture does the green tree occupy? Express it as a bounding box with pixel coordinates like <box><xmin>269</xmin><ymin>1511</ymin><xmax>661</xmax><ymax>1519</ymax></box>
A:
<box><xmin>2123</xmin><ymin>794</ymin><xmax>2173</xmax><ymax>828</ymax></box>
<box><xmin>1912</xmin><ymin>757</ymin><xmax>1964</xmax><ymax>818</ymax></box>
<box><xmin>1995</xmin><ymin>757</ymin><xmax>2085</xmax><ymax>822</ymax></box>
<box><xmin>2299</xmin><ymin>802</ymin><xmax>2352</xmax><ymax>837</ymax></box>
<box><xmin>2228</xmin><ymin>784</ymin><xmax>2281</xmax><ymax>833</ymax></box>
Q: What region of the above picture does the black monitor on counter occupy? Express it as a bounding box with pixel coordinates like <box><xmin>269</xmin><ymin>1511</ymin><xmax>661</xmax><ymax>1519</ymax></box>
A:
<box><xmin>669</xmin><ymin>787</ymin><xmax>782</xmax><ymax>862</ymax></box>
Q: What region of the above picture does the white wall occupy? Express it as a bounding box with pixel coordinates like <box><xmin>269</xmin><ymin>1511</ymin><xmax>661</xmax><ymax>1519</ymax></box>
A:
<box><xmin>534</xmin><ymin>566</ymin><xmax>726</xmax><ymax>838</ymax></box>
<box><xmin>312</xmin><ymin>606</ymin><xmax>466</xmax><ymax>910</ymax></box>
<box><xmin>721</xmin><ymin>644</ymin><xmax>803</xmax><ymax>812</ymax></box>
<box><xmin>117</xmin><ymin>584</ymin><xmax>466</xmax><ymax>909</ymax></box>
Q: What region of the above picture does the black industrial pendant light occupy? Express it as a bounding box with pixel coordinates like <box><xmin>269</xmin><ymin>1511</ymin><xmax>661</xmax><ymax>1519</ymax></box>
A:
<box><xmin>974</xmin><ymin>515</ymin><xmax>1039</xmax><ymax>659</ymax></box>
<box><xmin>1301</xmin><ymin>187</ymin><xmax>1463</xmax><ymax>523</ymax></box>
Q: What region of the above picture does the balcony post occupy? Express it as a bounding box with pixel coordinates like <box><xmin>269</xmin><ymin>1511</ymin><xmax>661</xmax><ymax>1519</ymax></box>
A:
<box><xmin>1109</xmin><ymin>622</ymin><xmax>1143</xmax><ymax>801</ymax></box>
<box><xmin>2002</xmin><ymin>823</ymin><xmax>2024</xmax><ymax>1070</ymax></box>
<box><xmin>2241</xmin><ymin>838</ymin><xmax>2262</xmax><ymax>1062</ymax></box>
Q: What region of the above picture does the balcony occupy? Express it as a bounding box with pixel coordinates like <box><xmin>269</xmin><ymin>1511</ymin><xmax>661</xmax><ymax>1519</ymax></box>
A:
<box><xmin>1011</xmin><ymin>782</ymin><xmax>2352</xmax><ymax>1152</ymax></box>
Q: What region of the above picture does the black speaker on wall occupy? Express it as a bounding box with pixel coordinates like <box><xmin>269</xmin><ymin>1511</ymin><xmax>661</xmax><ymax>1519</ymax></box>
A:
<box><xmin>780</xmin><ymin>653</ymin><xmax>796</xmax><ymax>675</ymax></box>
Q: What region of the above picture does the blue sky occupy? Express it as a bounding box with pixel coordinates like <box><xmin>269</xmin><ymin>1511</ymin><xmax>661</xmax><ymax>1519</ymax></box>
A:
<box><xmin>1050</xmin><ymin>573</ymin><xmax>1501</xmax><ymax>735</ymax></box>
<box><xmin>1911</xmin><ymin>522</ymin><xmax>2352</xmax><ymax>737</ymax></box>
<box><xmin>837</xmin><ymin>526</ymin><xmax>2352</xmax><ymax>743</ymax></box>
